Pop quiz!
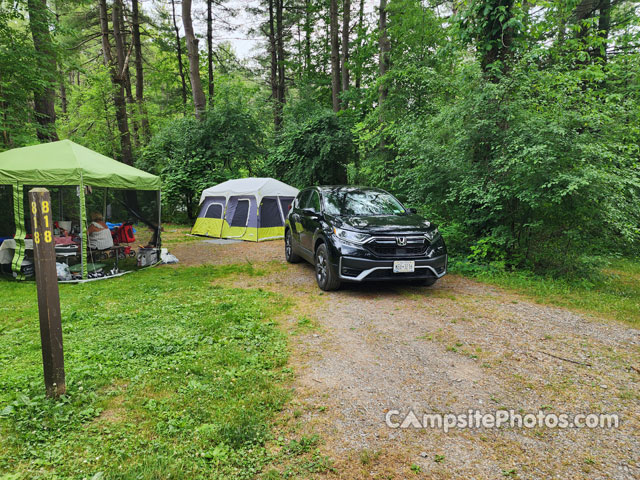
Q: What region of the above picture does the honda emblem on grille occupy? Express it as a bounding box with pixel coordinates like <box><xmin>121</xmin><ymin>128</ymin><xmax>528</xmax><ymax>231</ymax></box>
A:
<box><xmin>396</xmin><ymin>236</ymin><xmax>407</xmax><ymax>246</ymax></box>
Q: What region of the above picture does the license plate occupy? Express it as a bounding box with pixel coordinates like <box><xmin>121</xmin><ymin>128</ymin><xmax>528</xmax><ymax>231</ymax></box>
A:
<box><xmin>393</xmin><ymin>260</ymin><xmax>415</xmax><ymax>273</ymax></box>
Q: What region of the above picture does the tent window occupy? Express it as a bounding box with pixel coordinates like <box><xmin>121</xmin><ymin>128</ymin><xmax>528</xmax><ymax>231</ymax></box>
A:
<box><xmin>204</xmin><ymin>203</ymin><xmax>223</xmax><ymax>219</ymax></box>
<box><xmin>230</xmin><ymin>199</ymin><xmax>250</xmax><ymax>227</ymax></box>
<box><xmin>260</xmin><ymin>198</ymin><xmax>283</xmax><ymax>228</ymax></box>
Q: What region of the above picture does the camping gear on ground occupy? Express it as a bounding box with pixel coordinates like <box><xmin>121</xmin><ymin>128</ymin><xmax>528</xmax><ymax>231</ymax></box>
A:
<box><xmin>137</xmin><ymin>247</ymin><xmax>158</xmax><ymax>267</ymax></box>
<box><xmin>112</xmin><ymin>222</ymin><xmax>136</xmax><ymax>244</ymax></box>
<box><xmin>192</xmin><ymin>177</ymin><xmax>299</xmax><ymax>241</ymax></box>
<box><xmin>56</xmin><ymin>262</ymin><xmax>72</xmax><ymax>281</ymax></box>
<box><xmin>160</xmin><ymin>248</ymin><xmax>179</xmax><ymax>264</ymax></box>
<box><xmin>0</xmin><ymin>140</ymin><xmax>162</xmax><ymax>280</ymax></box>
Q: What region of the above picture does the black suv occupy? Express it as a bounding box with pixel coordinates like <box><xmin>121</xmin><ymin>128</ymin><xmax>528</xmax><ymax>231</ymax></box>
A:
<box><xmin>284</xmin><ymin>186</ymin><xmax>447</xmax><ymax>291</ymax></box>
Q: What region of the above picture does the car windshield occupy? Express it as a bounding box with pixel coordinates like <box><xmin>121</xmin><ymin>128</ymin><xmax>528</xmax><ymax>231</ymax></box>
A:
<box><xmin>323</xmin><ymin>190</ymin><xmax>407</xmax><ymax>216</ymax></box>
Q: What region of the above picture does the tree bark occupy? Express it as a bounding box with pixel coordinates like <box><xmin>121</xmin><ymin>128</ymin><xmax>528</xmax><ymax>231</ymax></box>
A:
<box><xmin>330</xmin><ymin>0</ymin><xmax>341</xmax><ymax>111</ymax></box>
<box><xmin>207</xmin><ymin>0</ymin><xmax>214</xmax><ymax>105</ymax></box>
<box><xmin>182</xmin><ymin>0</ymin><xmax>207</xmax><ymax>120</ymax></box>
<box><xmin>27</xmin><ymin>0</ymin><xmax>59</xmax><ymax>142</ymax></box>
<box><xmin>98</xmin><ymin>0</ymin><xmax>133</xmax><ymax>166</ymax></box>
<box><xmin>341</xmin><ymin>0</ymin><xmax>350</xmax><ymax>95</ymax></box>
<box><xmin>113</xmin><ymin>0</ymin><xmax>139</xmax><ymax>148</ymax></box>
<box><xmin>171</xmin><ymin>0</ymin><xmax>188</xmax><ymax>112</ymax></box>
<box><xmin>276</xmin><ymin>0</ymin><xmax>286</xmax><ymax>112</ymax></box>
<box><xmin>131</xmin><ymin>0</ymin><xmax>150</xmax><ymax>142</ymax></box>
<box><xmin>268</xmin><ymin>0</ymin><xmax>282</xmax><ymax>129</ymax></box>
<box><xmin>355</xmin><ymin>0</ymin><xmax>364</xmax><ymax>89</ymax></box>
<box><xmin>59</xmin><ymin>75</ymin><xmax>67</xmax><ymax>115</ymax></box>
<box><xmin>378</xmin><ymin>0</ymin><xmax>390</xmax><ymax>107</ymax></box>
<box><xmin>480</xmin><ymin>0</ymin><xmax>515</xmax><ymax>79</ymax></box>
<box><xmin>597</xmin><ymin>0</ymin><xmax>611</xmax><ymax>61</ymax></box>
<box><xmin>304</xmin><ymin>0</ymin><xmax>312</xmax><ymax>72</ymax></box>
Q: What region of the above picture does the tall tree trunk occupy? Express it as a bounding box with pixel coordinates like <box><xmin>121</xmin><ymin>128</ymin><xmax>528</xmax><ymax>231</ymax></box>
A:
<box><xmin>207</xmin><ymin>0</ymin><xmax>214</xmax><ymax>105</ymax></box>
<box><xmin>480</xmin><ymin>0</ymin><xmax>515</xmax><ymax>80</ymax></box>
<box><xmin>113</xmin><ymin>0</ymin><xmax>139</xmax><ymax>148</ymax></box>
<box><xmin>171</xmin><ymin>0</ymin><xmax>188</xmax><ymax>112</ymax></box>
<box><xmin>276</xmin><ymin>0</ymin><xmax>286</xmax><ymax>112</ymax></box>
<box><xmin>304</xmin><ymin>0</ymin><xmax>312</xmax><ymax>72</ymax></box>
<box><xmin>378</xmin><ymin>0</ymin><xmax>390</xmax><ymax>107</ymax></box>
<box><xmin>27</xmin><ymin>0</ymin><xmax>59</xmax><ymax>142</ymax></box>
<box><xmin>182</xmin><ymin>0</ymin><xmax>207</xmax><ymax>120</ymax></box>
<box><xmin>131</xmin><ymin>0</ymin><xmax>150</xmax><ymax>142</ymax></box>
<box><xmin>59</xmin><ymin>75</ymin><xmax>67</xmax><ymax>115</ymax></box>
<box><xmin>330</xmin><ymin>0</ymin><xmax>341</xmax><ymax>111</ymax></box>
<box><xmin>355</xmin><ymin>0</ymin><xmax>364</xmax><ymax>89</ymax></box>
<box><xmin>268</xmin><ymin>0</ymin><xmax>281</xmax><ymax>129</ymax></box>
<box><xmin>341</xmin><ymin>0</ymin><xmax>350</xmax><ymax>95</ymax></box>
<box><xmin>597</xmin><ymin>0</ymin><xmax>611</xmax><ymax>61</ymax></box>
<box><xmin>98</xmin><ymin>0</ymin><xmax>133</xmax><ymax>166</ymax></box>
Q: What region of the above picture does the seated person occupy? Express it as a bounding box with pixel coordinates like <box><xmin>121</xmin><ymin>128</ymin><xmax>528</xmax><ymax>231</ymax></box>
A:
<box><xmin>87</xmin><ymin>213</ymin><xmax>114</xmax><ymax>250</ymax></box>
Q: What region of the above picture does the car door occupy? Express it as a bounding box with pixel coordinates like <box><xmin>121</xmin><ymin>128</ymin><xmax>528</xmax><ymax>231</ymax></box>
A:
<box><xmin>300</xmin><ymin>189</ymin><xmax>321</xmax><ymax>252</ymax></box>
<box><xmin>289</xmin><ymin>189</ymin><xmax>310</xmax><ymax>248</ymax></box>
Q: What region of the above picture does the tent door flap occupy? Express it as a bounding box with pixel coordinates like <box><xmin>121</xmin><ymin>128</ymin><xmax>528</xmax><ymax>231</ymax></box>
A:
<box><xmin>226</xmin><ymin>199</ymin><xmax>250</xmax><ymax>238</ymax></box>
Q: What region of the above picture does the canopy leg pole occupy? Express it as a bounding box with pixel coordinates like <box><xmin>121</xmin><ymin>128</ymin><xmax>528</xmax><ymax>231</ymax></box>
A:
<box><xmin>103</xmin><ymin>188</ymin><xmax>108</xmax><ymax>220</ymax></box>
<box><xmin>11</xmin><ymin>183</ymin><xmax>26</xmax><ymax>280</ymax></box>
<box><xmin>157</xmin><ymin>190</ymin><xmax>162</xmax><ymax>254</ymax></box>
<box><xmin>78</xmin><ymin>183</ymin><xmax>88</xmax><ymax>279</ymax></box>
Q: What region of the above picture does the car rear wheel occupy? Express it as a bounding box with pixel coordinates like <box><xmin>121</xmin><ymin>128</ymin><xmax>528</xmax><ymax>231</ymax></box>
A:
<box><xmin>315</xmin><ymin>243</ymin><xmax>340</xmax><ymax>291</ymax></box>
<box><xmin>285</xmin><ymin>228</ymin><xmax>301</xmax><ymax>263</ymax></box>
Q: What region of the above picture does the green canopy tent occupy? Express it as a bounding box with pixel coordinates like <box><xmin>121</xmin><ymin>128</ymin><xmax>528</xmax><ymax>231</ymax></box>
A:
<box><xmin>0</xmin><ymin>140</ymin><xmax>162</xmax><ymax>280</ymax></box>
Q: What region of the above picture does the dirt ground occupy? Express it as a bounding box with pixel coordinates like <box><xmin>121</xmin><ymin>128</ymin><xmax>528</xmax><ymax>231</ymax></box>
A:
<box><xmin>169</xmin><ymin>237</ymin><xmax>639</xmax><ymax>480</ymax></box>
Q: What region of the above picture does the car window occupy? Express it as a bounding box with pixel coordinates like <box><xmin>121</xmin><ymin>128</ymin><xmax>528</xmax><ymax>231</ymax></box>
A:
<box><xmin>306</xmin><ymin>191</ymin><xmax>321</xmax><ymax>212</ymax></box>
<box><xmin>323</xmin><ymin>190</ymin><xmax>406</xmax><ymax>216</ymax></box>
<box><xmin>296</xmin><ymin>190</ymin><xmax>311</xmax><ymax>209</ymax></box>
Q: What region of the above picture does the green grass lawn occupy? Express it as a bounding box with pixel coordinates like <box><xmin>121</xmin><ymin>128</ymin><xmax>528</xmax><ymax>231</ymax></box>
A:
<box><xmin>0</xmin><ymin>265</ymin><xmax>292</xmax><ymax>479</ymax></box>
<box><xmin>453</xmin><ymin>258</ymin><xmax>640</xmax><ymax>326</ymax></box>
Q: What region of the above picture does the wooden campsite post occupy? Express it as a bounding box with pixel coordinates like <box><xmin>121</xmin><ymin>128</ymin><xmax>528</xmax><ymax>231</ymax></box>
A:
<box><xmin>28</xmin><ymin>188</ymin><xmax>66</xmax><ymax>397</ymax></box>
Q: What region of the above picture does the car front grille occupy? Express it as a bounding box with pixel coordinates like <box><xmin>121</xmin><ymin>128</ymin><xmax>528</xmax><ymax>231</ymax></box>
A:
<box><xmin>366</xmin><ymin>236</ymin><xmax>427</xmax><ymax>257</ymax></box>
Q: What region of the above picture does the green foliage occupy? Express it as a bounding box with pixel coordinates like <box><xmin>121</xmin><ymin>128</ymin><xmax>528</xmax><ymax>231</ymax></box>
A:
<box><xmin>0</xmin><ymin>265</ymin><xmax>291</xmax><ymax>479</ymax></box>
<box><xmin>353</xmin><ymin>0</ymin><xmax>640</xmax><ymax>276</ymax></box>
<box><xmin>263</xmin><ymin>104</ymin><xmax>355</xmax><ymax>188</ymax></box>
<box><xmin>0</xmin><ymin>4</ymin><xmax>40</xmax><ymax>148</ymax></box>
<box><xmin>140</xmin><ymin>98</ymin><xmax>265</xmax><ymax>220</ymax></box>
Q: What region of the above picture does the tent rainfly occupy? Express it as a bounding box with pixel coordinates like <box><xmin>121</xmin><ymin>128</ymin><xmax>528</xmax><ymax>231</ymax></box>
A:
<box><xmin>192</xmin><ymin>178</ymin><xmax>299</xmax><ymax>241</ymax></box>
<box><xmin>0</xmin><ymin>139</ymin><xmax>162</xmax><ymax>279</ymax></box>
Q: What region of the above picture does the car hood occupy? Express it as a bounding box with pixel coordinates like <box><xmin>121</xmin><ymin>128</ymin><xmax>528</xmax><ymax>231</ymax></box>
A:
<box><xmin>330</xmin><ymin>214</ymin><xmax>434</xmax><ymax>235</ymax></box>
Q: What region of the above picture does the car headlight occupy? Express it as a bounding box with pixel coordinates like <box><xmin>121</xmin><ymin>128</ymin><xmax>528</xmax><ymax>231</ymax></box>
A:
<box><xmin>424</xmin><ymin>228</ymin><xmax>440</xmax><ymax>242</ymax></box>
<box><xmin>333</xmin><ymin>227</ymin><xmax>371</xmax><ymax>245</ymax></box>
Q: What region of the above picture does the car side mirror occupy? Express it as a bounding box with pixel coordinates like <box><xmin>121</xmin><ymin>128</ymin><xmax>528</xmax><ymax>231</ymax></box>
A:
<box><xmin>302</xmin><ymin>208</ymin><xmax>319</xmax><ymax>217</ymax></box>
<box><xmin>408</xmin><ymin>208</ymin><xmax>418</xmax><ymax>214</ymax></box>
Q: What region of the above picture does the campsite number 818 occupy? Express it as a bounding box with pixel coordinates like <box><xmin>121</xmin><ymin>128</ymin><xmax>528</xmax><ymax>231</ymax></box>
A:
<box><xmin>31</xmin><ymin>200</ymin><xmax>52</xmax><ymax>244</ymax></box>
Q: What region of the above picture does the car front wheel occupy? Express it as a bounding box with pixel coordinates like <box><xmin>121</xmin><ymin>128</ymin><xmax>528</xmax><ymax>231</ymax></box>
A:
<box><xmin>315</xmin><ymin>243</ymin><xmax>340</xmax><ymax>291</ymax></box>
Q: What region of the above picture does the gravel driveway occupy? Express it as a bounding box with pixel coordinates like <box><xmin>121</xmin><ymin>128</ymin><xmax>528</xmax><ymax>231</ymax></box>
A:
<box><xmin>171</xmin><ymin>238</ymin><xmax>639</xmax><ymax>480</ymax></box>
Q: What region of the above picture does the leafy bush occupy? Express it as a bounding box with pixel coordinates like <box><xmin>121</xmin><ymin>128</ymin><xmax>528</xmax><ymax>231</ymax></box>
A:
<box><xmin>263</xmin><ymin>105</ymin><xmax>355</xmax><ymax>188</ymax></box>
<box><xmin>358</xmin><ymin>49</ymin><xmax>640</xmax><ymax>276</ymax></box>
<box><xmin>139</xmin><ymin>101</ymin><xmax>264</xmax><ymax>220</ymax></box>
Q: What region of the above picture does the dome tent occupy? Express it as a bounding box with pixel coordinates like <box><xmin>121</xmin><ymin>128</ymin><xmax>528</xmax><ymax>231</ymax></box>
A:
<box><xmin>192</xmin><ymin>178</ymin><xmax>299</xmax><ymax>241</ymax></box>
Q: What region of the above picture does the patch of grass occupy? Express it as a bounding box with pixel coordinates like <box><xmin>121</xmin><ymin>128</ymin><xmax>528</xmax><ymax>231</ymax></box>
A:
<box><xmin>0</xmin><ymin>265</ymin><xmax>290</xmax><ymax>479</ymax></box>
<box><xmin>452</xmin><ymin>257</ymin><xmax>640</xmax><ymax>326</ymax></box>
<box><xmin>290</xmin><ymin>315</ymin><xmax>318</xmax><ymax>335</ymax></box>
<box><xmin>359</xmin><ymin>448</ymin><xmax>380</xmax><ymax>466</ymax></box>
